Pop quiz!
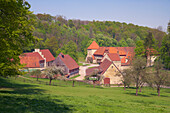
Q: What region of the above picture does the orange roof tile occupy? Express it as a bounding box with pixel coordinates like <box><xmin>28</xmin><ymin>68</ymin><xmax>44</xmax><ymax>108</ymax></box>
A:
<box><xmin>94</xmin><ymin>47</ymin><xmax>106</xmax><ymax>56</ymax></box>
<box><xmin>121</xmin><ymin>56</ymin><xmax>126</xmax><ymax>64</ymax></box>
<box><xmin>20</xmin><ymin>52</ymin><xmax>45</xmax><ymax>68</ymax></box>
<box><xmin>92</xmin><ymin>55</ymin><xmax>95</xmax><ymax>60</ymax></box>
<box><xmin>40</xmin><ymin>49</ymin><xmax>55</xmax><ymax>62</ymax></box>
<box><xmin>107</xmin><ymin>53</ymin><xmax>120</xmax><ymax>61</ymax></box>
<box><xmin>58</xmin><ymin>53</ymin><xmax>79</xmax><ymax>70</ymax></box>
<box><xmin>100</xmin><ymin>59</ymin><xmax>113</xmax><ymax>75</ymax></box>
<box><xmin>108</xmin><ymin>47</ymin><xmax>118</xmax><ymax>53</ymax></box>
<box><xmin>87</xmin><ymin>41</ymin><xmax>99</xmax><ymax>49</ymax></box>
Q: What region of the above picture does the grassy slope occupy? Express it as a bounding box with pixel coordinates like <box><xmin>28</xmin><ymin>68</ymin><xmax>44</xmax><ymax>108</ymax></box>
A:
<box><xmin>0</xmin><ymin>77</ymin><xmax>170</xmax><ymax>113</ymax></box>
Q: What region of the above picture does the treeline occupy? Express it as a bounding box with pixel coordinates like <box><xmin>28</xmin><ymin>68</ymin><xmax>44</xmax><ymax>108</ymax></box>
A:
<box><xmin>24</xmin><ymin>13</ymin><xmax>166</xmax><ymax>61</ymax></box>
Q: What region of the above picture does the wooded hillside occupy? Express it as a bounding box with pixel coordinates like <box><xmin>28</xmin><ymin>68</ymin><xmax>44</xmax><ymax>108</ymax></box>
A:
<box><xmin>24</xmin><ymin>13</ymin><xmax>166</xmax><ymax>58</ymax></box>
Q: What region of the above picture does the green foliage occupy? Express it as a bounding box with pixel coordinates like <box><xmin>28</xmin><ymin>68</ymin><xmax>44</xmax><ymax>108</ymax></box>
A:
<box><xmin>0</xmin><ymin>0</ymin><xmax>34</xmax><ymax>77</ymax></box>
<box><xmin>135</xmin><ymin>40</ymin><xmax>145</xmax><ymax>57</ymax></box>
<box><xmin>21</xmin><ymin>13</ymin><xmax>166</xmax><ymax>60</ymax></box>
<box><xmin>126</xmin><ymin>38</ymin><xmax>136</xmax><ymax>47</ymax></box>
<box><xmin>118</xmin><ymin>38</ymin><xmax>128</xmax><ymax>47</ymax></box>
<box><xmin>160</xmin><ymin>23</ymin><xmax>170</xmax><ymax>69</ymax></box>
<box><xmin>31</xmin><ymin>69</ymin><xmax>41</xmax><ymax>81</ymax></box>
<box><xmin>45</xmin><ymin>36</ymin><xmax>58</xmax><ymax>56</ymax></box>
<box><xmin>61</xmin><ymin>41</ymin><xmax>78</xmax><ymax>62</ymax></box>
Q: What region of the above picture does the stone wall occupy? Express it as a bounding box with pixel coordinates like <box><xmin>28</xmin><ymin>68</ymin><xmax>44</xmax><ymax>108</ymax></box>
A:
<box><xmin>102</xmin><ymin>64</ymin><xmax>122</xmax><ymax>84</ymax></box>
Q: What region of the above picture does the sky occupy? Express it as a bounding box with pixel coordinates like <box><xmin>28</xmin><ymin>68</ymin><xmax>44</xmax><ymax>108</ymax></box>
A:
<box><xmin>27</xmin><ymin>0</ymin><xmax>170</xmax><ymax>32</ymax></box>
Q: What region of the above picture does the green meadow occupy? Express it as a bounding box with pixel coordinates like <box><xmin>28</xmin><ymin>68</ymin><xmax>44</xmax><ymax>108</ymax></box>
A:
<box><xmin>0</xmin><ymin>77</ymin><xmax>170</xmax><ymax>113</ymax></box>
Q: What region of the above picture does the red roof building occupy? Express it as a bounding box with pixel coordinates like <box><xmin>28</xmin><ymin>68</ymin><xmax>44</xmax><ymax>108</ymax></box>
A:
<box><xmin>20</xmin><ymin>52</ymin><xmax>45</xmax><ymax>68</ymax></box>
<box><xmin>40</xmin><ymin>49</ymin><xmax>55</xmax><ymax>62</ymax></box>
<box><xmin>87</xmin><ymin>41</ymin><xmax>99</xmax><ymax>50</ymax></box>
<box><xmin>107</xmin><ymin>53</ymin><xmax>120</xmax><ymax>61</ymax></box>
<box><xmin>20</xmin><ymin>49</ymin><xmax>55</xmax><ymax>68</ymax></box>
<box><xmin>53</xmin><ymin>53</ymin><xmax>79</xmax><ymax>77</ymax></box>
<box><xmin>86</xmin><ymin>59</ymin><xmax>122</xmax><ymax>84</ymax></box>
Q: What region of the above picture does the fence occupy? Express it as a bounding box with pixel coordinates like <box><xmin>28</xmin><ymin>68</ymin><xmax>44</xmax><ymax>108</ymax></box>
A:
<box><xmin>12</xmin><ymin>76</ymin><xmax>95</xmax><ymax>87</ymax></box>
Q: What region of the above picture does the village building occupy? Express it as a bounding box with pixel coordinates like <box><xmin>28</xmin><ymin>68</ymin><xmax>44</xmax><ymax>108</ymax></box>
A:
<box><xmin>34</xmin><ymin>49</ymin><xmax>55</xmax><ymax>67</ymax></box>
<box><xmin>53</xmin><ymin>53</ymin><xmax>79</xmax><ymax>78</ymax></box>
<box><xmin>20</xmin><ymin>49</ymin><xmax>55</xmax><ymax>69</ymax></box>
<box><xmin>146</xmin><ymin>48</ymin><xmax>159</xmax><ymax>67</ymax></box>
<box><xmin>101</xmin><ymin>53</ymin><xmax>121</xmax><ymax>69</ymax></box>
<box><xmin>86</xmin><ymin>41</ymin><xmax>99</xmax><ymax>63</ymax></box>
<box><xmin>86</xmin><ymin>41</ymin><xmax>135</xmax><ymax>69</ymax></box>
<box><xmin>86</xmin><ymin>59</ymin><xmax>122</xmax><ymax>84</ymax></box>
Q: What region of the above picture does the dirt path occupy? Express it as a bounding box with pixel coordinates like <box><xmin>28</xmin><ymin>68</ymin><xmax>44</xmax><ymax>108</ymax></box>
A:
<box><xmin>75</xmin><ymin>63</ymin><xmax>99</xmax><ymax>80</ymax></box>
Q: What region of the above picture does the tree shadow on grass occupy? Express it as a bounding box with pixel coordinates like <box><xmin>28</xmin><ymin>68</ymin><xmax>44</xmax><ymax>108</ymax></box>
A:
<box><xmin>125</xmin><ymin>92</ymin><xmax>151</xmax><ymax>97</ymax></box>
<box><xmin>0</xmin><ymin>95</ymin><xmax>73</xmax><ymax>113</ymax></box>
<box><xmin>85</xmin><ymin>85</ymin><xmax>104</xmax><ymax>89</ymax></box>
<box><xmin>150</xmin><ymin>93</ymin><xmax>169</xmax><ymax>97</ymax></box>
<box><xmin>0</xmin><ymin>77</ymin><xmax>44</xmax><ymax>95</ymax></box>
<box><xmin>0</xmin><ymin>77</ymin><xmax>74</xmax><ymax>112</ymax></box>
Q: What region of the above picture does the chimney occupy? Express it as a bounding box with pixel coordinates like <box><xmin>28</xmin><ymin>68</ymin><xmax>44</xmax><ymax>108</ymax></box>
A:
<box><xmin>34</xmin><ymin>49</ymin><xmax>40</xmax><ymax>52</ymax></box>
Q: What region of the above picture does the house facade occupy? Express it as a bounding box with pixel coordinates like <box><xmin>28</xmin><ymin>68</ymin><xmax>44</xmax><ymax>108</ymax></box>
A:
<box><xmin>86</xmin><ymin>59</ymin><xmax>122</xmax><ymax>84</ymax></box>
<box><xmin>53</xmin><ymin>53</ymin><xmax>79</xmax><ymax>78</ymax></box>
<box><xmin>20</xmin><ymin>49</ymin><xmax>55</xmax><ymax>69</ymax></box>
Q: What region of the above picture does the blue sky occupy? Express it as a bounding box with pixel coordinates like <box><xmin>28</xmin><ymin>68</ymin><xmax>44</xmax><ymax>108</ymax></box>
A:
<box><xmin>27</xmin><ymin>0</ymin><xmax>170</xmax><ymax>31</ymax></box>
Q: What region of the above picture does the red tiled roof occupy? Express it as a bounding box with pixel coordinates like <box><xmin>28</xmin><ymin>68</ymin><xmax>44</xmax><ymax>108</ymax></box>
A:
<box><xmin>40</xmin><ymin>49</ymin><xmax>55</xmax><ymax>62</ymax></box>
<box><xmin>109</xmin><ymin>47</ymin><xmax>118</xmax><ymax>53</ymax></box>
<box><xmin>20</xmin><ymin>52</ymin><xmax>44</xmax><ymax>68</ymax></box>
<box><xmin>86</xmin><ymin>59</ymin><xmax>121</xmax><ymax>76</ymax></box>
<box><xmin>121</xmin><ymin>56</ymin><xmax>126</xmax><ymax>64</ymax></box>
<box><xmin>94</xmin><ymin>47</ymin><xmax>106</xmax><ymax>56</ymax></box>
<box><xmin>58</xmin><ymin>54</ymin><xmax>79</xmax><ymax>70</ymax></box>
<box><xmin>86</xmin><ymin>67</ymin><xmax>99</xmax><ymax>76</ymax></box>
<box><xmin>100</xmin><ymin>59</ymin><xmax>112</xmax><ymax>74</ymax></box>
<box><xmin>92</xmin><ymin>55</ymin><xmax>95</xmax><ymax>60</ymax></box>
<box><xmin>24</xmin><ymin>52</ymin><xmax>44</xmax><ymax>61</ymax></box>
<box><xmin>87</xmin><ymin>41</ymin><xmax>99</xmax><ymax>49</ymax></box>
<box><xmin>20</xmin><ymin>56</ymin><xmax>42</xmax><ymax>68</ymax></box>
<box><xmin>93</xmin><ymin>47</ymin><xmax>135</xmax><ymax>56</ymax></box>
<box><xmin>107</xmin><ymin>53</ymin><xmax>120</xmax><ymax>61</ymax></box>
<box><xmin>116</xmin><ymin>47</ymin><xmax>127</xmax><ymax>55</ymax></box>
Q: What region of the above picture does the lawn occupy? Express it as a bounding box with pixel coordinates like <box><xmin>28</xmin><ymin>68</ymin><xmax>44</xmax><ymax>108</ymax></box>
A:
<box><xmin>0</xmin><ymin>76</ymin><xmax>170</xmax><ymax>113</ymax></box>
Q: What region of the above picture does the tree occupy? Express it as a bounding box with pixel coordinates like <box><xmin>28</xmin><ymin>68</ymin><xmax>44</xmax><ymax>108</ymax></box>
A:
<box><xmin>144</xmin><ymin>32</ymin><xmax>155</xmax><ymax>66</ymax></box>
<box><xmin>31</xmin><ymin>69</ymin><xmax>41</xmax><ymax>81</ymax></box>
<box><xmin>116</xmin><ymin>69</ymin><xmax>132</xmax><ymax>90</ymax></box>
<box><xmin>85</xmin><ymin>69</ymin><xmax>102</xmax><ymax>88</ymax></box>
<box><xmin>45</xmin><ymin>36</ymin><xmax>59</xmax><ymax>56</ymax></box>
<box><xmin>118</xmin><ymin>39</ymin><xmax>128</xmax><ymax>47</ymax></box>
<box><xmin>0</xmin><ymin>0</ymin><xmax>34</xmax><ymax>77</ymax></box>
<box><xmin>44</xmin><ymin>66</ymin><xmax>64</xmax><ymax>85</ymax></box>
<box><xmin>135</xmin><ymin>40</ymin><xmax>145</xmax><ymax>57</ymax></box>
<box><xmin>160</xmin><ymin>22</ymin><xmax>170</xmax><ymax>69</ymax></box>
<box><xmin>131</xmin><ymin>57</ymin><xmax>147</xmax><ymax>96</ymax></box>
<box><xmin>61</xmin><ymin>41</ymin><xmax>78</xmax><ymax>62</ymax></box>
<box><xmin>147</xmin><ymin>60</ymin><xmax>170</xmax><ymax>96</ymax></box>
<box><xmin>126</xmin><ymin>38</ymin><xmax>136</xmax><ymax>47</ymax></box>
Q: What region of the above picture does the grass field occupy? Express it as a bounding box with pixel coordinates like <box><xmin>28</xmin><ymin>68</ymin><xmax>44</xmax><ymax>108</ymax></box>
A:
<box><xmin>0</xmin><ymin>76</ymin><xmax>170</xmax><ymax>113</ymax></box>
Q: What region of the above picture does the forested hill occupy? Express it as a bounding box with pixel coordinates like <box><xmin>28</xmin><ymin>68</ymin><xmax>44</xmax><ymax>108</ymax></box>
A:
<box><xmin>25</xmin><ymin>13</ymin><xmax>166</xmax><ymax>58</ymax></box>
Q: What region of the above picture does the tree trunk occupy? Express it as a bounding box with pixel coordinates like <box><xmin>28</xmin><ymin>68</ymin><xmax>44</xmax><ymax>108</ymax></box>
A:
<box><xmin>49</xmin><ymin>78</ymin><xmax>52</xmax><ymax>85</ymax></box>
<box><xmin>136</xmin><ymin>87</ymin><xmax>138</xmax><ymax>96</ymax></box>
<box><xmin>157</xmin><ymin>87</ymin><xmax>160</xmax><ymax>96</ymax></box>
<box><xmin>93</xmin><ymin>81</ymin><xmax>95</xmax><ymax>88</ymax></box>
<box><xmin>124</xmin><ymin>84</ymin><xmax>126</xmax><ymax>90</ymax></box>
<box><xmin>72</xmin><ymin>80</ymin><xmax>75</xmax><ymax>87</ymax></box>
<box><xmin>127</xmin><ymin>85</ymin><xmax>130</xmax><ymax>88</ymax></box>
<box><xmin>37</xmin><ymin>75</ymin><xmax>38</xmax><ymax>81</ymax></box>
<box><xmin>140</xmin><ymin>86</ymin><xmax>143</xmax><ymax>92</ymax></box>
